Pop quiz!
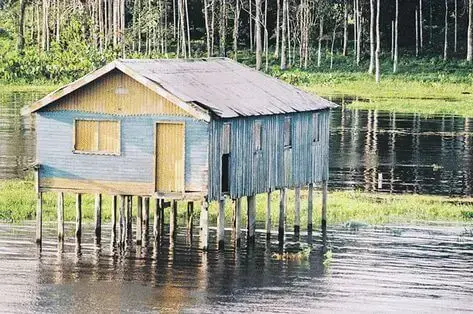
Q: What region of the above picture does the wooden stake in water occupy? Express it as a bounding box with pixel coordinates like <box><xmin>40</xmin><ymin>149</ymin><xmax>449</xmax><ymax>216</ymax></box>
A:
<box><xmin>154</xmin><ymin>199</ymin><xmax>160</xmax><ymax>239</ymax></box>
<box><xmin>57</xmin><ymin>192</ymin><xmax>64</xmax><ymax>242</ymax></box>
<box><xmin>119</xmin><ymin>195</ymin><xmax>126</xmax><ymax>244</ymax></box>
<box><xmin>234</xmin><ymin>198</ymin><xmax>242</xmax><ymax>247</ymax></box>
<box><xmin>247</xmin><ymin>195</ymin><xmax>256</xmax><ymax>245</ymax></box>
<box><xmin>322</xmin><ymin>180</ymin><xmax>328</xmax><ymax>230</ymax></box>
<box><xmin>200</xmin><ymin>198</ymin><xmax>209</xmax><ymax>250</ymax></box>
<box><xmin>278</xmin><ymin>188</ymin><xmax>287</xmax><ymax>242</ymax></box>
<box><xmin>170</xmin><ymin>200</ymin><xmax>177</xmax><ymax>239</ymax></box>
<box><xmin>217</xmin><ymin>198</ymin><xmax>225</xmax><ymax>249</ymax></box>
<box><xmin>94</xmin><ymin>194</ymin><xmax>102</xmax><ymax>239</ymax></box>
<box><xmin>136</xmin><ymin>196</ymin><xmax>143</xmax><ymax>245</ymax></box>
<box><xmin>308</xmin><ymin>183</ymin><xmax>313</xmax><ymax>233</ymax></box>
<box><xmin>143</xmin><ymin>197</ymin><xmax>150</xmax><ymax>235</ymax></box>
<box><xmin>111</xmin><ymin>195</ymin><xmax>117</xmax><ymax>240</ymax></box>
<box><xmin>294</xmin><ymin>187</ymin><xmax>301</xmax><ymax>238</ymax></box>
<box><xmin>75</xmin><ymin>193</ymin><xmax>82</xmax><ymax>239</ymax></box>
<box><xmin>187</xmin><ymin>201</ymin><xmax>194</xmax><ymax>237</ymax></box>
<box><xmin>266</xmin><ymin>192</ymin><xmax>272</xmax><ymax>240</ymax></box>
<box><xmin>126</xmin><ymin>196</ymin><xmax>132</xmax><ymax>239</ymax></box>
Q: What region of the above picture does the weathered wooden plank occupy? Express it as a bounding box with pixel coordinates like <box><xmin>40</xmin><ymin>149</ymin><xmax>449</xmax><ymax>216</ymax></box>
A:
<box><xmin>294</xmin><ymin>187</ymin><xmax>301</xmax><ymax>237</ymax></box>
<box><xmin>217</xmin><ymin>198</ymin><xmax>225</xmax><ymax>249</ymax></box>
<box><xmin>199</xmin><ymin>198</ymin><xmax>209</xmax><ymax>250</ymax></box>
<box><xmin>187</xmin><ymin>201</ymin><xmax>194</xmax><ymax>237</ymax></box>
<box><xmin>40</xmin><ymin>178</ymin><xmax>154</xmax><ymax>196</ymax></box>
<box><xmin>57</xmin><ymin>192</ymin><xmax>64</xmax><ymax>242</ymax></box>
<box><xmin>308</xmin><ymin>183</ymin><xmax>314</xmax><ymax>233</ymax></box>
<box><xmin>278</xmin><ymin>188</ymin><xmax>287</xmax><ymax>241</ymax></box>
<box><xmin>126</xmin><ymin>196</ymin><xmax>132</xmax><ymax>239</ymax></box>
<box><xmin>75</xmin><ymin>194</ymin><xmax>82</xmax><ymax>239</ymax></box>
<box><xmin>153</xmin><ymin>199</ymin><xmax>161</xmax><ymax>239</ymax></box>
<box><xmin>322</xmin><ymin>180</ymin><xmax>328</xmax><ymax>230</ymax></box>
<box><xmin>266</xmin><ymin>192</ymin><xmax>271</xmax><ymax>240</ymax></box>
<box><xmin>119</xmin><ymin>195</ymin><xmax>126</xmax><ymax>244</ymax></box>
<box><xmin>35</xmin><ymin>192</ymin><xmax>42</xmax><ymax>245</ymax></box>
<box><xmin>234</xmin><ymin>198</ymin><xmax>242</xmax><ymax>247</ymax></box>
<box><xmin>247</xmin><ymin>195</ymin><xmax>256</xmax><ymax>244</ymax></box>
<box><xmin>136</xmin><ymin>196</ymin><xmax>143</xmax><ymax>245</ymax></box>
<box><xmin>94</xmin><ymin>194</ymin><xmax>102</xmax><ymax>239</ymax></box>
<box><xmin>170</xmin><ymin>200</ymin><xmax>178</xmax><ymax>239</ymax></box>
<box><xmin>111</xmin><ymin>195</ymin><xmax>117</xmax><ymax>239</ymax></box>
<box><xmin>143</xmin><ymin>197</ymin><xmax>150</xmax><ymax>235</ymax></box>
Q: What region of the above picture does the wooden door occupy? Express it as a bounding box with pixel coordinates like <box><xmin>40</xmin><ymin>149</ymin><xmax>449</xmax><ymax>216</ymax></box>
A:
<box><xmin>155</xmin><ymin>122</ymin><xmax>185</xmax><ymax>193</ymax></box>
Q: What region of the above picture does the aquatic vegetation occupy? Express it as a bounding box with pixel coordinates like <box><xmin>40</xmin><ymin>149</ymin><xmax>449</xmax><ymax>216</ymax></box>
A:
<box><xmin>271</xmin><ymin>245</ymin><xmax>312</xmax><ymax>261</ymax></box>
<box><xmin>323</xmin><ymin>249</ymin><xmax>333</xmax><ymax>267</ymax></box>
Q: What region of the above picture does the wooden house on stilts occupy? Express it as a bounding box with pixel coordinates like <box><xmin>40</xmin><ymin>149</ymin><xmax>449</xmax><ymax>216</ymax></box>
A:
<box><xmin>22</xmin><ymin>58</ymin><xmax>336</xmax><ymax>250</ymax></box>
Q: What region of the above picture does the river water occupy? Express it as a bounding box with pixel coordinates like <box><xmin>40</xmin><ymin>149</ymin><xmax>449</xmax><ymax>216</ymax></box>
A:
<box><xmin>1</xmin><ymin>222</ymin><xmax>473</xmax><ymax>313</ymax></box>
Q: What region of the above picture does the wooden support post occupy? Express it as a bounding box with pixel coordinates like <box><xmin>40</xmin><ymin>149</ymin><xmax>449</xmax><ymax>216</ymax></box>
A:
<box><xmin>119</xmin><ymin>195</ymin><xmax>126</xmax><ymax>244</ymax></box>
<box><xmin>75</xmin><ymin>193</ymin><xmax>82</xmax><ymax>239</ymax></box>
<box><xmin>199</xmin><ymin>198</ymin><xmax>209</xmax><ymax>250</ymax></box>
<box><xmin>217</xmin><ymin>198</ymin><xmax>225</xmax><ymax>249</ymax></box>
<box><xmin>57</xmin><ymin>192</ymin><xmax>64</xmax><ymax>242</ymax></box>
<box><xmin>94</xmin><ymin>194</ymin><xmax>102</xmax><ymax>239</ymax></box>
<box><xmin>294</xmin><ymin>187</ymin><xmax>301</xmax><ymax>238</ymax></box>
<box><xmin>266</xmin><ymin>192</ymin><xmax>271</xmax><ymax>240</ymax></box>
<box><xmin>187</xmin><ymin>201</ymin><xmax>194</xmax><ymax>236</ymax></box>
<box><xmin>153</xmin><ymin>199</ymin><xmax>160</xmax><ymax>239</ymax></box>
<box><xmin>322</xmin><ymin>180</ymin><xmax>328</xmax><ymax>230</ymax></box>
<box><xmin>234</xmin><ymin>198</ymin><xmax>241</xmax><ymax>247</ymax></box>
<box><xmin>247</xmin><ymin>195</ymin><xmax>256</xmax><ymax>245</ymax></box>
<box><xmin>136</xmin><ymin>196</ymin><xmax>143</xmax><ymax>245</ymax></box>
<box><xmin>170</xmin><ymin>200</ymin><xmax>177</xmax><ymax>238</ymax></box>
<box><xmin>35</xmin><ymin>192</ymin><xmax>43</xmax><ymax>245</ymax></box>
<box><xmin>143</xmin><ymin>197</ymin><xmax>150</xmax><ymax>235</ymax></box>
<box><xmin>126</xmin><ymin>196</ymin><xmax>132</xmax><ymax>239</ymax></box>
<box><xmin>111</xmin><ymin>195</ymin><xmax>117</xmax><ymax>239</ymax></box>
<box><xmin>308</xmin><ymin>183</ymin><xmax>313</xmax><ymax>233</ymax></box>
<box><xmin>278</xmin><ymin>188</ymin><xmax>287</xmax><ymax>242</ymax></box>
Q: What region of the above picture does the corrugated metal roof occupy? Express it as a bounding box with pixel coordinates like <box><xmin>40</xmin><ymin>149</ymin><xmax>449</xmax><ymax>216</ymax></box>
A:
<box><xmin>119</xmin><ymin>58</ymin><xmax>336</xmax><ymax>118</ymax></box>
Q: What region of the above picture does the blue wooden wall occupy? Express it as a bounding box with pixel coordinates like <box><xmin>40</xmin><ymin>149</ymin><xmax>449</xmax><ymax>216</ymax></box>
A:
<box><xmin>208</xmin><ymin>110</ymin><xmax>330</xmax><ymax>201</ymax></box>
<box><xmin>37</xmin><ymin>111</ymin><xmax>209</xmax><ymax>193</ymax></box>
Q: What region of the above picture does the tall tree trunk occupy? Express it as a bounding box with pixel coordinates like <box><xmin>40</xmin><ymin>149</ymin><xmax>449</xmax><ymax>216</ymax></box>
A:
<box><xmin>185</xmin><ymin>0</ymin><xmax>191</xmax><ymax>57</ymax></box>
<box><xmin>391</xmin><ymin>20</ymin><xmax>394</xmax><ymax>60</ymax></box>
<box><xmin>219</xmin><ymin>0</ymin><xmax>227</xmax><ymax>57</ymax></box>
<box><xmin>249</xmin><ymin>0</ymin><xmax>253</xmax><ymax>51</ymax></box>
<box><xmin>255</xmin><ymin>0</ymin><xmax>262</xmax><ymax>69</ymax></box>
<box><xmin>330</xmin><ymin>25</ymin><xmax>338</xmax><ymax>69</ymax></box>
<box><xmin>17</xmin><ymin>0</ymin><xmax>28</xmax><ymax>52</ymax></box>
<box><xmin>233</xmin><ymin>0</ymin><xmax>240</xmax><ymax>60</ymax></box>
<box><xmin>375</xmin><ymin>0</ymin><xmax>380</xmax><ymax>83</ymax></box>
<box><xmin>42</xmin><ymin>0</ymin><xmax>50</xmax><ymax>51</ymax></box>
<box><xmin>178</xmin><ymin>0</ymin><xmax>187</xmax><ymax>57</ymax></box>
<box><xmin>393</xmin><ymin>0</ymin><xmax>398</xmax><ymax>73</ymax></box>
<box><xmin>204</xmin><ymin>0</ymin><xmax>211</xmax><ymax>57</ymax></box>
<box><xmin>317</xmin><ymin>17</ymin><xmax>323</xmax><ymax>67</ymax></box>
<box><xmin>264</xmin><ymin>0</ymin><xmax>268</xmax><ymax>70</ymax></box>
<box><xmin>343</xmin><ymin>0</ymin><xmax>348</xmax><ymax>56</ymax></box>
<box><xmin>468</xmin><ymin>0</ymin><xmax>473</xmax><ymax>61</ymax></box>
<box><xmin>274</xmin><ymin>0</ymin><xmax>280</xmax><ymax>58</ymax></box>
<box><xmin>454</xmin><ymin>0</ymin><xmax>457</xmax><ymax>53</ymax></box>
<box><xmin>121</xmin><ymin>0</ymin><xmax>125</xmax><ymax>57</ymax></box>
<box><xmin>55</xmin><ymin>0</ymin><xmax>60</xmax><ymax>43</ymax></box>
<box><xmin>444</xmin><ymin>0</ymin><xmax>448</xmax><ymax>61</ymax></box>
<box><xmin>415</xmin><ymin>7</ymin><xmax>419</xmax><ymax>57</ymax></box>
<box><xmin>113</xmin><ymin>0</ymin><xmax>118</xmax><ymax>48</ymax></box>
<box><xmin>419</xmin><ymin>0</ymin><xmax>423</xmax><ymax>50</ymax></box>
<box><xmin>280</xmin><ymin>0</ymin><xmax>287</xmax><ymax>69</ymax></box>
<box><xmin>369</xmin><ymin>0</ymin><xmax>375</xmax><ymax>74</ymax></box>
<box><xmin>211</xmin><ymin>0</ymin><xmax>216</xmax><ymax>55</ymax></box>
<box><xmin>356</xmin><ymin>0</ymin><xmax>362</xmax><ymax>66</ymax></box>
<box><xmin>353</xmin><ymin>0</ymin><xmax>357</xmax><ymax>56</ymax></box>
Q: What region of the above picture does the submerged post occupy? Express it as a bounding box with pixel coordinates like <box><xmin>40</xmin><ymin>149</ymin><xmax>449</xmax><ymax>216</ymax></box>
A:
<box><xmin>170</xmin><ymin>200</ymin><xmax>177</xmax><ymax>238</ymax></box>
<box><xmin>322</xmin><ymin>180</ymin><xmax>328</xmax><ymax>230</ymax></box>
<box><xmin>94</xmin><ymin>194</ymin><xmax>102</xmax><ymax>239</ymax></box>
<box><xmin>75</xmin><ymin>193</ymin><xmax>82</xmax><ymax>239</ymax></box>
<box><xmin>278</xmin><ymin>188</ymin><xmax>287</xmax><ymax>242</ymax></box>
<box><xmin>217</xmin><ymin>198</ymin><xmax>225</xmax><ymax>249</ymax></box>
<box><xmin>200</xmin><ymin>197</ymin><xmax>209</xmax><ymax>250</ymax></box>
<box><xmin>34</xmin><ymin>166</ymin><xmax>42</xmax><ymax>246</ymax></box>
<box><xmin>119</xmin><ymin>195</ymin><xmax>126</xmax><ymax>244</ymax></box>
<box><xmin>294</xmin><ymin>187</ymin><xmax>301</xmax><ymax>238</ymax></box>
<box><xmin>57</xmin><ymin>192</ymin><xmax>64</xmax><ymax>242</ymax></box>
<box><xmin>153</xmin><ymin>199</ymin><xmax>160</xmax><ymax>239</ymax></box>
<box><xmin>126</xmin><ymin>196</ymin><xmax>132</xmax><ymax>239</ymax></box>
<box><xmin>187</xmin><ymin>201</ymin><xmax>194</xmax><ymax>236</ymax></box>
<box><xmin>111</xmin><ymin>195</ymin><xmax>117</xmax><ymax>239</ymax></box>
<box><xmin>308</xmin><ymin>183</ymin><xmax>313</xmax><ymax>233</ymax></box>
<box><xmin>247</xmin><ymin>195</ymin><xmax>256</xmax><ymax>245</ymax></box>
<box><xmin>136</xmin><ymin>196</ymin><xmax>143</xmax><ymax>245</ymax></box>
<box><xmin>143</xmin><ymin>197</ymin><xmax>150</xmax><ymax>235</ymax></box>
<box><xmin>266</xmin><ymin>192</ymin><xmax>271</xmax><ymax>240</ymax></box>
<box><xmin>234</xmin><ymin>198</ymin><xmax>241</xmax><ymax>247</ymax></box>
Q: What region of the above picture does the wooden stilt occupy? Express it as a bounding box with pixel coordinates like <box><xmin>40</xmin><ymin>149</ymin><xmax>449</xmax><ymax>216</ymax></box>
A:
<box><xmin>119</xmin><ymin>195</ymin><xmax>126</xmax><ymax>244</ymax></box>
<box><xmin>247</xmin><ymin>195</ymin><xmax>256</xmax><ymax>245</ymax></box>
<box><xmin>322</xmin><ymin>180</ymin><xmax>328</xmax><ymax>230</ymax></box>
<box><xmin>278</xmin><ymin>188</ymin><xmax>287</xmax><ymax>242</ymax></box>
<box><xmin>294</xmin><ymin>187</ymin><xmax>301</xmax><ymax>238</ymax></box>
<box><xmin>35</xmin><ymin>192</ymin><xmax>43</xmax><ymax>245</ymax></box>
<box><xmin>266</xmin><ymin>192</ymin><xmax>271</xmax><ymax>240</ymax></box>
<box><xmin>200</xmin><ymin>198</ymin><xmax>209</xmax><ymax>250</ymax></box>
<box><xmin>217</xmin><ymin>198</ymin><xmax>225</xmax><ymax>249</ymax></box>
<box><xmin>170</xmin><ymin>200</ymin><xmax>177</xmax><ymax>238</ymax></box>
<box><xmin>153</xmin><ymin>199</ymin><xmax>160</xmax><ymax>239</ymax></box>
<box><xmin>136</xmin><ymin>196</ymin><xmax>143</xmax><ymax>245</ymax></box>
<box><xmin>94</xmin><ymin>194</ymin><xmax>102</xmax><ymax>239</ymax></box>
<box><xmin>57</xmin><ymin>192</ymin><xmax>64</xmax><ymax>242</ymax></box>
<box><xmin>187</xmin><ymin>201</ymin><xmax>194</xmax><ymax>236</ymax></box>
<box><xmin>308</xmin><ymin>183</ymin><xmax>313</xmax><ymax>233</ymax></box>
<box><xmin>143</xmin><ymin>197</ymin><xmax>150</xmax><ymax>235</ymax></box>
<box><xmin>126</xmin><ymin>196</ymin><xmax>132</xmax><ymax>239</ymax></box>
<box><xmin>234</xmin><ymin>198</ymin><xmax>241</xmax><ymax>247</ymax></box>
<box><xmin>111</xmin><ymin>195</ymin><xmax>117</xmax><ymax>239</ymax></box>
<box><xmin>75</xmin><ymin>193</ymin><xmax>82</xmax><ymax>239</ymax></box>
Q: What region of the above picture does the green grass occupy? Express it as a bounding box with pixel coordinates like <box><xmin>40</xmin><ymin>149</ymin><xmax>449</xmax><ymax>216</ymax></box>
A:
<box><xmin>2</xmin><ymin>179</ymin><xmax>472</xmax><ymax>226</ymax></box>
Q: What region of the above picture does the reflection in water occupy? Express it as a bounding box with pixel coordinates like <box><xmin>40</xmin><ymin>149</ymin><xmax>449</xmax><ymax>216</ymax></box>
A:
<box><xmin>0</xmin><ymin>222</ymin><xmax>472</xmax><ymax>312</ymax></box>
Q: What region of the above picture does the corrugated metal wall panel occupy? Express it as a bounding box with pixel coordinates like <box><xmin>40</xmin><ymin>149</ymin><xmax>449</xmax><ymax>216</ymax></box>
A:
<box><xmin>208</xmin><ymin>110</ymin><xmax>330</xmax><ymax>201</ymax></box>
<box><xmin>37</xmin><ymin>111</ymin><xmax>208</xmax><ymax>194</ymax></box>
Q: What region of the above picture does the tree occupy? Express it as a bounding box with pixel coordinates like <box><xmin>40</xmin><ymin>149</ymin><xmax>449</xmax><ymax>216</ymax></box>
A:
<box><xmin>375</xmin><ymin>0</ymin><xmax>380</xmax><ymax>83</ymax></box>
<box><xmin>444</xmin><ymin>0</ymin><xmax>448</xmax><ymax>61</ymax></box>
<box><xmin>17</xmin><ymin>0</ymin><xmax>28</xmax><ymax>52</ymax></box>
<box><xmin>468</xmin><ymin>0</ymin><xmax>473</xmax><ymax>61</ymax></box>
<box><xmin>393</xmin><ymin>0</ymin><xmax>398</xmax><ymax>73</ymax></box>
<box><xmin>280</xmin><ymin>0</ymin><xmax>287</xmax><ymax>70</ymax></box>
<box><xmin>369</xmin><ymin>0</ymin><xmax>375</xmax><ymax>74</ymax></box>
<box><xmin>255</xmin><ymin>0</ymin><xmax>262</xmax><ymax>70</ymax></box>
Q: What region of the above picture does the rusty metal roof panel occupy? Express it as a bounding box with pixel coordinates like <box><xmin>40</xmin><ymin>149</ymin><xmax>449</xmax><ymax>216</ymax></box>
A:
<box><xmin>119</xmin><ymin>58</ymin><xmax>336</xmax><ymax>118</ymax></box>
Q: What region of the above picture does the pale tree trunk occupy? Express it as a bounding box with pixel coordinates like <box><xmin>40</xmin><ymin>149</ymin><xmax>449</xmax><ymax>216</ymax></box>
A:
<box><xmin>356</xmin><ymin>0</ymin><xmax>362</xmax><ymax>66</ymax></box>
<box><xmin>120</xmin><ymin>0</ymin><xmax>125</xmax><ymax>57</ymax></box>
<box><xmin>17</xmin><ymin>0</ymin><xmax>28</xmax><ymax>52</ymax></box>
<box><xmin>375</xmin><ymin>0</ymin><xmax>380</xmax><ymax>83</ymax></box>
<box><xmin>55</xmin><ymin>0</ymin><xmax>60</xmax><ymax>43</ymax></box>
<box><xmin>393</xmin><ymin>0</ymin><xmax>398</xmax><ymax>73</ymax></box>
<box><xmin>173</xmin><ymin>0</ymin><xmax>177</xmax><ymax>40</ymax></box>
<box><xmin>468</xmin><ymin>0</ymin><xmax>473</xmax><ymax>61</ymax></box>
<box><xmin>249</xmin><ymin>0</ymin><xmax>253</xmax><ymax>51</ymax></box>
<box><xmin>274</xmin><ymin>0</ymin><xmax>280</xmax><ymax>58</ymax></box>
<box><xmin>178</xmin><ymin>0</ymin><xmax>187</xmax><ymax>57</ymax></box>
<box><xmin>42</xmin><ymin>0</ymin><xmax>50</xmax><ymax>51</ymax></box>
<box><xmin>343</xmin><ymin>0</ymin><xmax>348</xmax><ymax>56</ymax></box>
<box><xmin>286</xmin><ymin>0</ymin><xmax>292</xmax><ymax>66</ymax></box>
<box><xmin>444</xmin><ymin>0</ymin><xmax>448</xmax><ymax>61</ymax></box>
<box><xmin>264</xmin><ymin>0</ymin><xmax>268</xmax><ymax>70</ymax></box>
<box><xmin>211</xmin><ymin>0</ymin><xmax>216</xmax><ymax>55</ymax></box>
<box><xmin>185</xmin><ymin>0</ymin><xmax>191</xmax><ymax>57</ymax></box>
<box><xmin>233</xmin><ymin>0</ymin><xmax>240</xmax><ymax>60</ymax></box>
<box><xmin>113</xmin><ymin>0</ymin><xmax>118</xmax><ymax>49</ymax></box>
<box><xmin>368</xmin><ymin>0</ymin><xmax>375</xmax><ymax>74</ymax></box>
<box><xmin>454</xmin><ymin>0</ymin><xmax>457</xmax><ymax>53</ymax></box>
<box><xmin>220</xmin><ymin>0</ymin><xmax>227</xmax><ymax>57</ymax></box>
<box><xmin>415</xmin><ymin>7</ymin><xmax>419</xmax><ymax>57</ymax></box>
<box><xmin>419</xmin><ymin>0</ymin><xmax>423</xmax><ymax>50</ymax></box>
<box><xmin>204</xmin><ymin>0</ymin><xmax>211</xmax><ymax>57</ymax></box>
<box><xmin>353</xmin><ymin>0</ymin><xmax>357</xmax><ymax>56</ymax></box>
<box><xmin>391</xmin><ymin>20</ymin><xmax>394</xmax><ymax>60</ymax></box>
<box><xmin>317</xmin><ymin>17</ymin><xmax>323</xmax><ymax>67</ymax></box>
<box><xmin>255</xmin><ymin>0</ymin><xmax>262</xmax><ymax>70</ymax></box>
<box><xmin>330</xmin><ymin>25</ymin><xmax>338</xmax><ymax>69</ymax></box>
<box><xmin>280</xmin><ymin>0</ymin><xmax>287</xmax><ymax>69</ymax></box>
<box><xmin>99</xmin><ymin>0</ymin><xmax>104</xmax><ymax>51</ymax></box>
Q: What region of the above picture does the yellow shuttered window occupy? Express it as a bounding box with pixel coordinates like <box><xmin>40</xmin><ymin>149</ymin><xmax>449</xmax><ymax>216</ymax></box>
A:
<box><xmin>74</xmin><ymin>120</ymin><xmax>120</xmax><ymax>155</ymax></box>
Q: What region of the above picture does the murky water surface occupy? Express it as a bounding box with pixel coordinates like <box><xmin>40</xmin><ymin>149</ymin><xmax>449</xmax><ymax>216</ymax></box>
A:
<box><xmin>0</xmin><ymin>223</ymin><xmax>472</xmax><ymax>312</ymax></box>
<box><xmin>3</xmin><ymin>90</ymin><xmax>473</xmax><ymax>195</ymax></box>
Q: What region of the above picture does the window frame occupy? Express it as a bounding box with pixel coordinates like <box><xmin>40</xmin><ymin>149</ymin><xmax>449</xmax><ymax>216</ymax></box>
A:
<box><xmin>222</xmin><ymin>122</ymin><xmax>232</xmax><ymax>155</ymax></box>
<box><xmin>312</xmin><ymin>112</ymin><xmax>320</xmax><ymax>143</ymax></box>
<box><xmin>253</xmin><ymin>120</ymin><xmax>263</xmax><ymax>153</ymax></box>
<box><xmin>283</xmin><ymin>117</ymin><xmax>292</xmax><ymax>149</ymax></box>
<box><xmin>73</xmin><ymin>118</ymin><xmax>121</xmax><ymax>156</ymax></box>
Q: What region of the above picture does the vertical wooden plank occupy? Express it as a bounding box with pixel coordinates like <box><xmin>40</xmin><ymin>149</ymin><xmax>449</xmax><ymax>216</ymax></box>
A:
<box><xmin>170</xmin><ymin>200</ymin><xmax>178</xmax><ymax>238</ymax></box>
<box><xmin>278</xmin><ymin>188</ymin><xmax>287</xmax><ymax>242</ymax></box>
<box><xmin>217</xmin><ymin>198</ymin><xmax>225</xmax><ymax>249</ymax></box>
<box><xmin>126</xmin><ymin>196</ymin><xmax>132</xmax><ymax>239</ymax></box>
<box><xmin>75</xmin><ymin>193</ymin><xmax>82</xmax><ymax>239</ymax></box>
<box><xmin>57</xmin><ymin>192</ymin><xmax>64</xmax><ymax>242</ymax></box>
<box><xmin>35</xmin><ymin>192</ymin><xmax>42</xmax><ymax>245</ymax></box>
<box><xmin>247</xmin><ymin>195</ymin><xmax>256</xmax><ymax>245</ymax></box>
<box><xmin>136</xmin><ymin>196</ymin><xmax>143</xmax><ymax>245</ymax></box>
<box><xmin>294</xmin><ymin>187</ymin><xmax>301</xmax><ymax>237</ymax></box>
<box><xmin>111</xmin><ymin>195</ymin><xmax>117</xmax><ymax>240</ymax></box>
<box><xmin>94</xmin><ymin>193</ymin><xmax>102</xmax><ymax>239</ymax></box>
<box><xmin>308</xmin><ymin>183</ymin><xmax>313</xmax><ymax>233</ymax></box>
<box><xmin>234</xmin><ymin>198</ymin><xmax>241</xmax><ymax>247</ymax></box>
<box><xmin>322</xmin><ymin>180</ymin><xmax>328</xmax><ymax>230</ymax></box>
<box><xmin>265</xmin><ymin>192</ymin><xmax>271</xmax><ymax>240</ymax></box>
<box><xmin>153</xmin><ymin>199</ymin><xmax>160</xmax><ymax>239</ymax></box>
<box><xmin>119</xmin><ymin>195</ymin><xmax>126</xmax><ymax>244</ymax></box>
<box><xmin>143</xmin><ymin>197</ymin><xmax>150</xmax><ymax>235</ymax></box>
<box><xmin>187</xmin><ymin>201</ymin><xmax>194</xmax><ymax>236</ymax></box>
<box><xmin>200</xmin><ymin>198</ymin><xmax>209</xmax><ymax>250</ymax></box>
